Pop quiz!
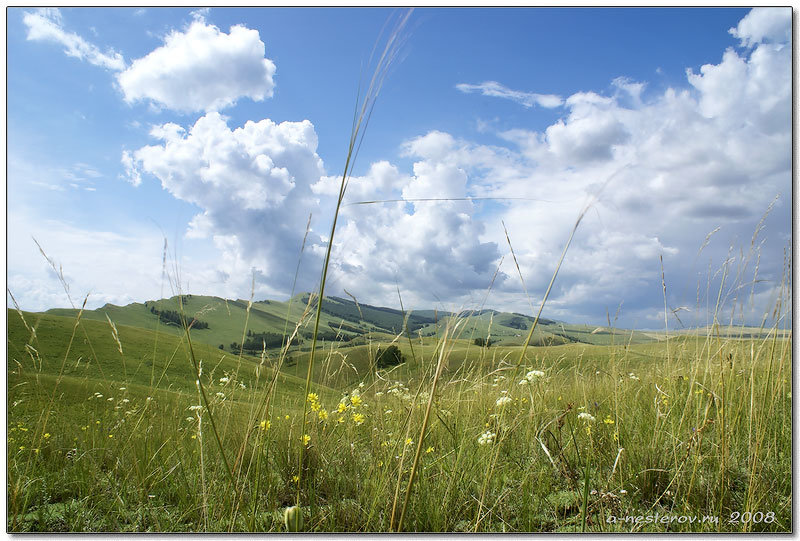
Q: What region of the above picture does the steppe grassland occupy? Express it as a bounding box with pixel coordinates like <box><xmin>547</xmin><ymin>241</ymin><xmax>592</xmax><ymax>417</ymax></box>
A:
<box><xmin>6</xmin><ymin>288</ymin><xmax>792</xmax><ymax>531</ymax></box>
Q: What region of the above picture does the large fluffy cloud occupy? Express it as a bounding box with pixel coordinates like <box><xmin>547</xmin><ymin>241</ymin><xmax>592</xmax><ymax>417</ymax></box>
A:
<box><xmin>729</xmin><ymin>7</ymin><xmax>791</xmax><ymax>48</ymax></box>
<box><xmin>125</xmin><ymin>112</ymin><xmax>325</xmax><ymax>294</ymax></box>
<box><xmin>117</xmin><ymin>16</ymin><xmax>276</xmax><ymax>112</ymax></box>
<box><xmin>455</xmin><ymin>9</ymin><xmax>791</xmax><ymax>326</ymax></box>
<box><xmin>125</xmin><ymin>116</ymin><xmax>505</xmax><ymax>306</ymax></box>
<box><xmin>314</xmin><ymin>135</ymin><xmax>503</xmax><ymax>306</ymax></box>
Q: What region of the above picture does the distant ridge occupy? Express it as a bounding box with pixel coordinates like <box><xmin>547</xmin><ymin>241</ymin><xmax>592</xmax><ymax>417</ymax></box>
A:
<box><xmin>43</xmin><ymin>292</ymin><xmax>657</xmax><ymax>349</ymax></box>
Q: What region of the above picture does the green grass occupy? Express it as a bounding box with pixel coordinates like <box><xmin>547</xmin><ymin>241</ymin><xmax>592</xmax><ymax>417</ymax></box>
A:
<box><xmin>7</xmin><ymin>302</ymin><xmax>792</xmax><ymax>532</ymax></box>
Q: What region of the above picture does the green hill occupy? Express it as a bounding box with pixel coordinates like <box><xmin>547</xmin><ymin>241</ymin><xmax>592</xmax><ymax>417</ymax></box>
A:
<box><xmin>43</xmin><ymin>293</ymin><xmax>659</xmax><ymax>357</ymax></box>
<box><xmin>8</xmin><ymin>308</ymin><xmax>339</xmax><ymax>408</ymax></box>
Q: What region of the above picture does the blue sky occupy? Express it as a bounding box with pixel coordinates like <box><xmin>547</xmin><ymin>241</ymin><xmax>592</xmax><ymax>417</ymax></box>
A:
<box><xmin>7</xmin><ymin>7</ymin><xmax>791</xmax><ymax>329</ymax></box>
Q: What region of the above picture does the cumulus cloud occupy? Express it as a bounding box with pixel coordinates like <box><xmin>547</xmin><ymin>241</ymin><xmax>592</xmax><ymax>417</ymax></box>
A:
<box><xmin>124</xmin><ymin>112</ymin><xmax>327</xmax><ymax>293</ymax></box>
<box><xmin>22</xmin><ymin>8</ymin><xmax>125</xmax><ymax>71</ymax></box>
<box><xmin>460</xmin><ymin>9</ymin><xmax>790</xmax><ymax>326</ymax></box>
<box><xmin>729</xmin><ymin>7</ymin><xmax>791</xmax><ymax>48</ymax></box>
<box><xmin>456</xmin><ymin>81</ymin><xmax>563</xmax><ymax>109</ymax></box>
<box><xmin>116</xmin><ymin>16</ymin><xmax>276</xmax><ymax>112</ymax></box>
<box><xmin>322</xmin><ymin>136</ymin><xmax>503</xmax><ymax>306</ymax></box>
<box><xmin>123</xmin><ymin>113</ymin><xmax>505</xmax><ymax>307</ymax></box>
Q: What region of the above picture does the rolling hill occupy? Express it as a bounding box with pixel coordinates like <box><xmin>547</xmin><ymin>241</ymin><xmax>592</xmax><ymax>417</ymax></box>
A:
<box><xmin>43</xmin><ymin>293</ymin><xmax>656</xmax><ymax>354</ymax></box>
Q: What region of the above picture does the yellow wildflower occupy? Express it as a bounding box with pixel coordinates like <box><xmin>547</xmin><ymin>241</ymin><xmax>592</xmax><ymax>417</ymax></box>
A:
<box><xmin>352</xmin><ymin>413</ymin><xmax>365</xmax><ymax>425</ymax></box>
<box><xmin>260</xmin><ymin>420</ymin><xmax>271</xmax><ymax>431</ymax></box>
<box><xmin>318</xmin><ymin>409</ymin><xmax>328</xmax><ymax>421</ymax></box>
<box><xmin>426</xmin><ymin>446</ymin><xmax>434</xmax><ymax>454</ymax></box>
<box><xmin>302</xmin><ymin>434</ymin><xmax>311</xmax><ymax>445</ymax></box>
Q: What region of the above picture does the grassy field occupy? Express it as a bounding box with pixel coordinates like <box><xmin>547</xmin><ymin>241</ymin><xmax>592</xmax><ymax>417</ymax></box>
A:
<box><xmin>6</xmin><ymin>301</ymin><xmax>792</xmax><ymax>532</ymax></box>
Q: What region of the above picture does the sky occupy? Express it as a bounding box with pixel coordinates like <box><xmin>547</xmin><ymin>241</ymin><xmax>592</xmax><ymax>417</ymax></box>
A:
<box><xmin>6</xmin><ymin>7</ymin><xmax>792</xmax><ymax>329</ymax></box>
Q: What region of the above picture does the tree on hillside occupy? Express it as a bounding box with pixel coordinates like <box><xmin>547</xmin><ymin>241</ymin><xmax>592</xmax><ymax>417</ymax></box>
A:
<box><xmin>376</xmin><ymin>345</ymin><xmax>405</xmax><ymax>369</ymax></box>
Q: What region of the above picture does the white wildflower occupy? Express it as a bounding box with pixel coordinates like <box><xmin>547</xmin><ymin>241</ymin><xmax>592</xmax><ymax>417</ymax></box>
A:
<box><xmin>578</xmin><ymin>412</ymin><xmax>596</xmax><ymax>423</ymax></box>
<box><xmin>188</xmin><ymin>405</ymin><xmax>202</xmax><ymax>411</ymax></box>
<box><xmin>525</xmin><ymin>370</ymin><xmax>545</xmax><ymax>382</ymax></box>
<box><xmin>219</xmin><ymin>376</ymin><xmax>229</xmax><ymax>384</ymax></box>
<box><xmin>495</xmin><ymin>396</ymin><xmax>512</xmax><ymax>407</ymax></box>
<box><xmin>478</xmin><ymin>430</ymin><xmax>496</xmax><ymax>445</ymax></box>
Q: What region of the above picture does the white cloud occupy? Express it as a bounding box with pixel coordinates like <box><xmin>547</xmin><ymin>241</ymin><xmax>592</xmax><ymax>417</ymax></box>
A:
<box><xmin>124</xmin><ymin>112</ymin><xmax>507</xmax><ymax>309</ymax></box>
<box><xmin>324</xmin><ymin>138</ymin><xmax>503</xmax><ymax>306</ymax></box>
<box><xmin>120</xmin><ymin>150</ymin><xmax>141</xmax><ymax>187</ymax></box>
<box><xmin>22</xmin><ymin>8</ymin><xmax>125</xmax><ymax>71</ymax></box>
<box><xmin>729</xmin><ymin>7</ymin><xmax>791</xmax><ymax>48</ymax></box>
<box><xmin>456</xmin><ymin>81</ymin><xmax>563</xmax><ymax>109</ymax></box>
<box><xmin>544</xmin><ymin>92</ymin><xmax>630</xmax><ymax>164</ymax></box>
<box><xmin>116</xmin><ymin>17</ymin><xmax>276</xmax><ymax>113</ymax></box>
<box><xmin>125</xmin><ymin>112</ymin><xmax>327</xmax><ymax>293</ymax></box>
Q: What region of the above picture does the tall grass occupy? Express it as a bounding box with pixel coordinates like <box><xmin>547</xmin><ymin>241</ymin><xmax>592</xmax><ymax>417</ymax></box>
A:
<box><xmin>6</xmin><ymin>286</ymin><xmax>791</xmax><ymax>531</ymax></box>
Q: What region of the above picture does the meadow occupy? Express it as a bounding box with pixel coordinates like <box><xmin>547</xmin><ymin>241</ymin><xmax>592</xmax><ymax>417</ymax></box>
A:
<box><xmin>6</xmin><ymin>291</ymin><xmax>792</xmax><ymax>532</ymax></box>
